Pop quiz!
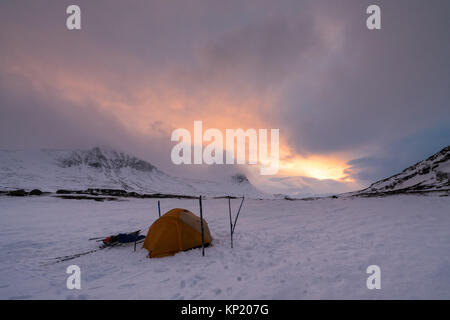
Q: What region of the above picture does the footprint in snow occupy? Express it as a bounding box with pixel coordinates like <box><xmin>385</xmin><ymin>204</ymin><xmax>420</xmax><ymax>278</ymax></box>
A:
<box><xmin>9</xmin><ymin>295</ymin><xmax>32</xmax><ymax>300</ymax></box>
<box><xmin>360</xmin><ymin>232</ymin><xmax>375</xmax><ymax>240</ymax></box>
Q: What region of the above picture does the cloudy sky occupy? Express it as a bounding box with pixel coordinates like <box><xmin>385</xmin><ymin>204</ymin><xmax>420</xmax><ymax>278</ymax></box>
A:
<box><xmin>1</xmin><ymin>0</ymin><xmax>449</xmax><ymax>195</ymax></box>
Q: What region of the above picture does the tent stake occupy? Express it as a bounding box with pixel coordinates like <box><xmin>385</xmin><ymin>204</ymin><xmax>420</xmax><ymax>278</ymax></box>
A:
<box><xmin>228</xmin><ymin>196</ymin><xmax>233</xmax><ymax>248</ymax></box>
<box><xmin>199</xmin><ymin>195</ymin><xmax>205</xmax><ymax>256</ymax></box>
<box><xmin>158</xmin><ymin>200</ymin><xmax>161</xmax><ymax>218</ymax></box>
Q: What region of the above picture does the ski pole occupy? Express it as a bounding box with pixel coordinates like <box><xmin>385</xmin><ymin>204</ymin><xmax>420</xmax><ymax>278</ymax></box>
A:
<box><xmin>228</xmin><ymin>196</ymin><xmax>233</xmax><ymax>248</ymax></box>
<box><xmin>232</xmin><ymin>196</ymin><xmax>245</xmax><ymax>234</ymax></box>
<box><xmin>199</xmin><ymin>195</ymin><xmax>205</xmax><ymax>256</ymax></box>
<box><xmin>158</xmin><ymin>200</ymin><xmax>161</xmax><ymax>217</ymax></box>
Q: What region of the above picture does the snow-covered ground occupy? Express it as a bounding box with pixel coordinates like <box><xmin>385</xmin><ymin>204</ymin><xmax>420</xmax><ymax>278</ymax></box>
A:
<box><xmin>0</xmin><ymin>194</ymin><xmax>449</xmax><ymax>299</ymax></box>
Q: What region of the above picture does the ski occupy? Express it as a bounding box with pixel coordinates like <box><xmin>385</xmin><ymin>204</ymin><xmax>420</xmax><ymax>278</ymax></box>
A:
<box><xmin>43</xmin><ymin>239</ymin><xmax>145</xmax><ymax>266</ymax></box>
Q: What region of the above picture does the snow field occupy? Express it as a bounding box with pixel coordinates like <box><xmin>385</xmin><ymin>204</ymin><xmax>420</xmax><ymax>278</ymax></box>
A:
<box><xmin>0</xmin><ymin>194</ymin><xmax>449</xmax><ymax>299</ymax></box>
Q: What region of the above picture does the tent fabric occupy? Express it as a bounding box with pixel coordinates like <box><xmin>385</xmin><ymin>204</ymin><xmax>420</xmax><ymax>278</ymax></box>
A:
<box><xmin>142</xmin><ymin>208</ymin><xmax>213</xmax><ymax>258</ymax></box>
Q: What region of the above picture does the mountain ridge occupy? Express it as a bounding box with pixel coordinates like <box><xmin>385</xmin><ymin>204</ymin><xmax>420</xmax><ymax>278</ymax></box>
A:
<box><xmin>355</xmin><ymin>146</ymin><xmax>450</xmax><ymax>194</ymax></box>
<box><xmin>0</xmin><ymin>146</ymin><xmax>267</xmax><ymax>198</ymax></box>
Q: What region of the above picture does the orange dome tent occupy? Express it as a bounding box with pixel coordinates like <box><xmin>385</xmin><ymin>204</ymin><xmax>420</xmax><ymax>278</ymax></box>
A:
<box><xmin>142</xmin><ymin>208</ymin><xmax>213</xmax><ymax>258</ymax></box>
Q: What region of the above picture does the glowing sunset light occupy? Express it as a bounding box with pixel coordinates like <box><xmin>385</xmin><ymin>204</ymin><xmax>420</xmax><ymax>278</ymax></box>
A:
<box><xmin>278</xmin><ymin>155</ymin><xmax>351</xmax><ymax>181</ymax></box>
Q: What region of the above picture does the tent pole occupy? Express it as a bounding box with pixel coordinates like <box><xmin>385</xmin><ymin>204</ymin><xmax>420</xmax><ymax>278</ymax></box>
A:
<box><xmin>158</xmin><ymin>200</ymin><xmax>161</xmax><ymax>218</ymax></box>
<box><xmin>199</xmin><ymin>195</ymin><xmax>205</xmax><ymax>256</ymax></box>
<box><xmin>228</xmin><ymin>196</ymin><xmax>233</xmax><ymax>248</ymax></box>
<box><xmin>232</xmin><ymin>196</ymin><xmax>245</xmax><ymax>234</ymax></box>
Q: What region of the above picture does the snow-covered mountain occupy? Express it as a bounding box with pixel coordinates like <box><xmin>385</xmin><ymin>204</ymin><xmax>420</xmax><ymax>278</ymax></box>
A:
<box><xmin>357</xmin><ymin>146</ymin><xmax>450</xmax><ymax>194</ymax></box>
<box><xmin>0</xmin><ymin>147</ymin><xmax>267</xmax><ymax>198</ymax></box>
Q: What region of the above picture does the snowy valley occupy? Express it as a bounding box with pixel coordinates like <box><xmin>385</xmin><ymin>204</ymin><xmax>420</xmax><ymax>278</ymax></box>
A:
<box><xmin>0</xmin><ymin>146</ymin><xmax>449</xmax><ymax>299</ymax></box>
